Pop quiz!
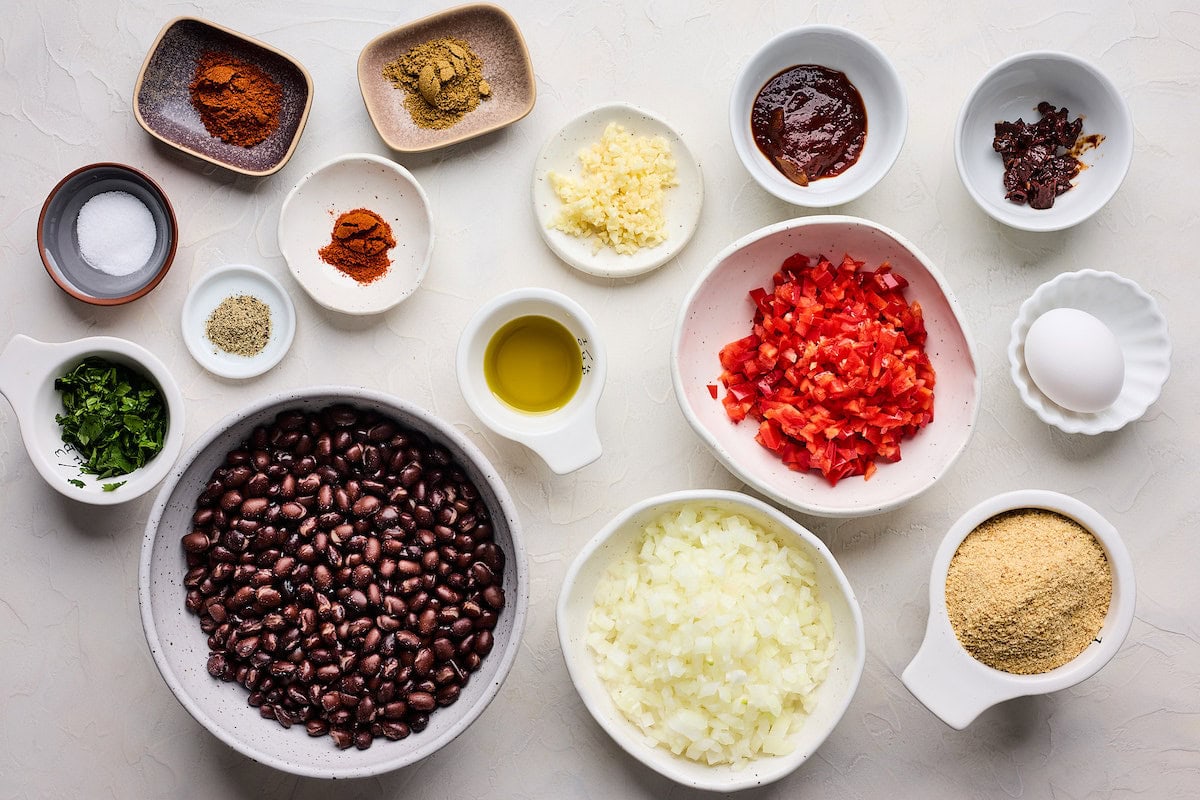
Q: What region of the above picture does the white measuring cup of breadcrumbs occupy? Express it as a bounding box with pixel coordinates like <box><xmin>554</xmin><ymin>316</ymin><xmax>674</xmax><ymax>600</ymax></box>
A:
<box><xmin>456</xmin><ymin>288</ymin><xmax>606</xmax><ymax>474</ymax></box>
<box><xmin>902</xmin><ymin>489</ymin><xmax>1135</xmax><ymax>729</ymax></box>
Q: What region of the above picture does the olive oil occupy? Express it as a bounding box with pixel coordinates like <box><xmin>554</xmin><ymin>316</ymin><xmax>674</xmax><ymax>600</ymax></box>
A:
<box><xmin>484</xmin><ymin>315</ymin><xmax>582</xmax><ymax>414</ymax></box>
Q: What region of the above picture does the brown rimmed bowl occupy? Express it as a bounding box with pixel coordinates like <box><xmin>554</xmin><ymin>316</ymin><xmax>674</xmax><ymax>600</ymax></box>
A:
<box><xmin>357</xmin><ymin>3</ymin><xmax>536</xmax><ymax>153</ymax></box>
<box><xmin>134</xmin><ymin>16</ymin><xmax>313</xmax><ymax>177</ymax></box>
<box><xmin>38</xmin><ymin>162</ymin><xmax>178</xmax><ymax>305</ymax></box>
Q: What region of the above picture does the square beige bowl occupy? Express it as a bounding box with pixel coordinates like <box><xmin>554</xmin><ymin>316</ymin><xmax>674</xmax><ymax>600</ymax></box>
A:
<box><xmin>358</xmin><ymin>4</ymin><xmax>536</xmax><ymax>153</ymax></box>
<box><xmin>134</xmin><ymin>17</ymin><xmax>313</xmax><ymax>177</ymax></box>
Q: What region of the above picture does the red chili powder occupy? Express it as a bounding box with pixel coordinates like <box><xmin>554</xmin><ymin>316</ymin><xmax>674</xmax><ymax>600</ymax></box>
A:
<box><xmin>318</xmin><ymin>209</ymin><xmax>396</xmax><ymax>284</ymax></box>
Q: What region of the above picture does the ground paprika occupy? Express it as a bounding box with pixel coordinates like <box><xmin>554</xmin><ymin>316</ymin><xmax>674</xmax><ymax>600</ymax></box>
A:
<box><xmin>318</xmin><ymin>209</ymin><xmax>396</xmax><ymax>284</ymax></box>
<box><xmin>189</xmin><ymin>51</ymin><xmax>283</xmax><ymax>147</ymax></box>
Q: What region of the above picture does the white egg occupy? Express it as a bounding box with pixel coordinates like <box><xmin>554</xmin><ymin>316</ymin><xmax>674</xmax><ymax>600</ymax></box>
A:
<box><xmin>1024</xmin><ymin>308</ymin><xmax>1125</xmax><ymax>413</ymax></box>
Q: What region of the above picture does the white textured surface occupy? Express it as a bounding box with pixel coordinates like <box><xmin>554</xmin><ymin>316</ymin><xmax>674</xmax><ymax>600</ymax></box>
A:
<box><xmin>0</xmin><ymin>1</ymin><xmax>1197</xmax><ymax>798</ymax></box>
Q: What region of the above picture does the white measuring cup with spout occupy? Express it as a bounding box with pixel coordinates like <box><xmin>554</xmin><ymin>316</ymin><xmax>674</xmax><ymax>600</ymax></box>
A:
<box><xmin>456</xmin><ymin>288</ymin><xmax>605</xmax><ymax>474</ymax></box>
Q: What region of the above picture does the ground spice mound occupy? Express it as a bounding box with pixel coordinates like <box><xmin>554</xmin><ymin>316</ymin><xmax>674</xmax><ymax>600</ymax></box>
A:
<box><xmin>945</xmin><ymin>509</ymin><xmax>1112</xmax><ymax>675</ymax></box>
<box><xmin>382</xmin><ymin>37</ymin><xmax>490</xmax><ymax>130</ymax></box>
<box><xmin>189</xmin><ymin>51</ymin><xmax>283</xmax><ymax>147</ymax></box>
<box><xmin>318</xmin><ymin>209</ymin><xmax>396</xmax><ymax>284</ymax></box>
<box><xmin>205</xmin><ymin>294</ymin><xmax>272</xmax><ymax>357</ymax></box>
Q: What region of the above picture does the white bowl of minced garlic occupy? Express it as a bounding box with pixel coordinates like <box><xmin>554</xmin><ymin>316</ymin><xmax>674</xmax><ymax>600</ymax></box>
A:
<box><xmin>901</xmin><ymin>489</ymin><xmax>1135</xmax><ymax>730</ymax></box>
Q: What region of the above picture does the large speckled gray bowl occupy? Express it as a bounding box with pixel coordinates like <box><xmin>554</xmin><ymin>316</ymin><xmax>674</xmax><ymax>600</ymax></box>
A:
<box><xmin>139</xmin><ymin>387</ymin><xmax>528</xmax><ymax>778</ymax></box>
<box><xmin>134</xmin><ymin>17</ymin><xmax>313</xmax><ymax>177</ymax></box>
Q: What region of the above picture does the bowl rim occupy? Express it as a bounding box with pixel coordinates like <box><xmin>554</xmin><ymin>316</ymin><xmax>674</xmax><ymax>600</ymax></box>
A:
<box><xmin>1007</xmin><ymin>268</ymin><xmax>1171</xmax><ymax>433</ymax></box>
<box><xmin>37</xmin><ymin>162</ymin><xmax>179</xmax><ymax>306</ymax></box>
<box><xmin>952</xmin><ymin>49</ymin><xmax>1133</xmax><ymax>232</ymax></box>
<box><xmin>138</xmin><ymin>385</ymin><xmax>529</xmax><ymax>778</ymax></box>
<box><xmin>356</xmin><ymin>2</ymin><xmax>536</xmax><ymax>154</ymax></box>
<box><xmin>555</xmin><ymin>488</ymin><xmax>866</xmax><ymax>792</ymax></box>
<box><xmin>902</xmin><ymin>489</ymin><xmax>1135</xmax><ymax>728</ymax></box>
<box><xmin>670</xmin><ymin>214</ymin><xmax>981</xmax><ymax>517</ymax></box>
<box><xmin>277</xmin><ymin>152</ymin><xmax>436</xmax><ymax>316</ymax></box>
<box><xmin>728</xmin><ymin>24</ymin><xmax>909</xmax><ymax>208</ymax></box>
<box><xmin>179</xmin><ymin>262</ymin><xmax>298</xmax><ymax>379</ymax></box>
<box><xmin>132</xmin><ymin>15</ymin><xmax>315</xmax><ymax>178</ymax></box>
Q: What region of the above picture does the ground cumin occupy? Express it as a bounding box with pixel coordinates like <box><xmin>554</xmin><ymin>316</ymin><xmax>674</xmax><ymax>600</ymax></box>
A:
<box><xmin>318</xmin><ymin>209</ymin><xmax>396</xmax><ymax>284</ymax></box>
<box><xmin>945</xmin><ymin>509</ymin><xmax>1112</xmax><ymax>675</ymax></box>
<box><xmin>189</xmin><ymin>51</ymin><xmax>283</xmax><ymax>147</ymax></box>
<box><xmin>382</xmin><ymin>37</ymin><xmax>490</xmax><ymax>130</ymax></box>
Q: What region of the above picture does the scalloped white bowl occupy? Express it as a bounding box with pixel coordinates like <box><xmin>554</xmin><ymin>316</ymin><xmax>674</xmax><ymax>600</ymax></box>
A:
<box><xmin>1009</xmin><ymin>269</ymin><xmax>1170</xmax><ymax>434</ymax></box>
<box><xmin>672</xmin><ymin>216</ymin><xmax>980</xmax><ymax>518</ymax></box>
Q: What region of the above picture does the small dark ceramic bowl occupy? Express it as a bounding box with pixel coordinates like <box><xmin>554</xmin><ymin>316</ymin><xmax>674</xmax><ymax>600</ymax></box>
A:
<box><xmin>358</xmin><ymin>4</ymin><xmax>536</xmax><ymax>153</ymax></box>
<box><xmin>134</xmin><ymin>17</ymin><xmax>313</xmax><ymax>177</ymax></box>
<box><xmin>38</xmin><ymin>163</ymin><xmax>178</xmax><ymax>305</ymax></box>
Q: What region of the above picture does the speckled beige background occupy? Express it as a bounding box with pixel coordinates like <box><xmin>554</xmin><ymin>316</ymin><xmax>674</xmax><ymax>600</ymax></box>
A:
<box><xmin>1</xmin><ymin>1</ymin><xmax>1197</xmax><ymax>798</ymax></box>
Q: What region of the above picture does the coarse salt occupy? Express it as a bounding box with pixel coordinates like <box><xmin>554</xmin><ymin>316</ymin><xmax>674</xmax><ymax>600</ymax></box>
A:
<box><xmin>75</xmin><ymin>191</ymin><xmax>157</xmax><ymax>277</ymax></box>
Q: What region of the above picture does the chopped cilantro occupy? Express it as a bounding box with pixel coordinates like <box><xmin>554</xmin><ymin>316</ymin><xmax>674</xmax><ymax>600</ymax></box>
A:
<box><xmin>102</xmin><ymin>481</ymin><xmax>127</xmax><ymax>492</ymax></box>
<box><xmin>54</xmin><ymin>356</ymin><xmax>168</xmax><ymax>479</ymax></box>
<box><xmin>67</xmin><ymin>478</ymin><xmax>86</xmax><ymax>488</ymax></box>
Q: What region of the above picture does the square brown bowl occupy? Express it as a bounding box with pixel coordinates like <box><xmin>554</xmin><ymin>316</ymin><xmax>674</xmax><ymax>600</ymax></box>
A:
<box><xmin>358</xmin><ymin>4</ymin><xmax>536</xmax><ymax>153</ymax></box>
<box><xmin>134</xmin><ymin>17</ymin><xmax>313</xmax><ymax>177</ymax></box>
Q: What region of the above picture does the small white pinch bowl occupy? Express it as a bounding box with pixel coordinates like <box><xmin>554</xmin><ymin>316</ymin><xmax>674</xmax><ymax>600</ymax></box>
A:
<box><xmin>278</xmin><ymin>153</ymin><xmax>434</xmax><ymax>315</ymax></box>
<box><xmin>673</xmin><ymin>216</ymin><xmax>980</xmax><ymax>518</ymax></box>
<box><xmin>1009</xmin><ymin>269</ymin><xmax>1170</xmax><ymax>434</ymax></box>
<box><xmin>729</xmin><ymin>25</ymin><xmax>907</xmax><ymax>208</ymax></box>
<box><xmin>140</xmin><ymin>386</ymin><xmax>528</xmax><ymax>778</ymax></box>
<box><xmin>532</xmin><ymin>102</ymin><xmax>703</xmax><ymax>278</ymax></box>
<box><xmin>181</xmin><ymin>264</ymin><xmax>296</xmax><ymax>379</ymax></box>
<box><xmin>902</xmin><ymin>489</ymin><xmax>1135</xmax><ymax>730</ymax></box>
<box><xmin>955</xmin><ymin>51</ymin><xmax>1133</xmax><ymax>232</ymax></box>
<box><xmin>457</xmin><ymin>288</ymin><xmax>606</xmax><ymax>474</ymax></box>
<box><xmin>0</xmin><ymin>334</ymin><xmax>185</xmax><ymax>504</ymax></box>
<box><xmin>557</xmin><ymin>489</ymin><xmax>865</xmax><ymax>792</ymax></box>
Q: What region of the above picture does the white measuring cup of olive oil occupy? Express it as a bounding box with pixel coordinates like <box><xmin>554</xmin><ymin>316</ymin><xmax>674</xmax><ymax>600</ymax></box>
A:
<box><xmin>0</xmin><ymin>334</ymin><xmax>186</xmax><ymax>504</ymax></box>
<box><xmin>457</xmin><ymin>288</ymin><xmax>606</xmax><ymax>474</ymax></box>
<box><xmin>902</xmin><ymin>490</ymin><xmax>1136</xmax><ymax>729</ymax></box>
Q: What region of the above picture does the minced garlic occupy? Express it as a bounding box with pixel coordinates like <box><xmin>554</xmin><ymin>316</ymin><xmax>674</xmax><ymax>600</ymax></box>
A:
<box><xmin>548</xmin><ymin>122</ymin><xmax>678</xmax><ymax>255</ymax></box>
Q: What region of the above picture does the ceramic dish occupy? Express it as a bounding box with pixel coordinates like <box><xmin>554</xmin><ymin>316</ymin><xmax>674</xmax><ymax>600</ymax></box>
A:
<box><xmin>531</xmin><ymin>102</ymin><xmax>703</xmax><ymax>278</ymax></box>
<box><xmin>38</xmin><ymin>162</ymin><xmax>178</xmax><ymax>305</ymax></box>
<box><xmin>955</xmin><ymin>51</ymin><xmax>1133</xmax><ymax>231</ymax></box>
<box><xmin>1008</xmin><ymin>269</ymin><xmax>1170</xmax><ymax>434</ymax></box>
<box><xmin>729</xmin><ymin>25</ymin><xmax>907</xmax><ymax>208</ymax></box>
<box><xmin>134</xmin><ymin>16</ymin><xmax>313</xmax><ymax>177</ymax></box>
<box><xmin>0</xmin><ymin>334</ymin><xmax>185</xmax><ymax>505</ymax></box>
<box><xmin>180</xmin><ymin>264</ymin><xmax>297</xmax><ymax>379</ymax></box>
<box><xmin>358</xmin><ymin>3</ymin><xmax>536</xmax><ymax>153</ymax></box>
<box><xmin>456</xmin><ymin>288</ymin><xmax>606</xmax><ymax>474</ymax></box>
<box><xmin>278</xmin><ymin>153</ymin><xmax>434</xmax><ymax>315</ymax></box>
<box><xmin>557</xmin><ymin>489</ymin><xmax>865</xmax><ymax>792</ymax></box>
<box><xmin>902</xmin><ymin>489</ymin><xmax>1135</xmax><ymax>729</ymax></box>
<box><xmin>139</xmin><ymin>386</ymin><xmax>528</xmax><ymax>778</ymax></box>
<box><xmin>672</xmin><ymin>216</ymin><xmax>980</xmax><ymax>518</ymax></box>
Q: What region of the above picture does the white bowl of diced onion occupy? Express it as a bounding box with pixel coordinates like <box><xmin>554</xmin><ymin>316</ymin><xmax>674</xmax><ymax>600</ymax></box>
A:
<box><xmin>556</xmin><ymin>489</ymin><xmax>865</xmax><ymax>792</ymax></box>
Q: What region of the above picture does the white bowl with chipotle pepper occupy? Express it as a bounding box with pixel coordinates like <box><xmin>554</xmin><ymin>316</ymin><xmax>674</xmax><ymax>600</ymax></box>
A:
<box><xmin>902</xmin><ymin>489</ymin><xmax>1135</xmax><ymax>730</ymax></box>
<box><xmin>954</xmin><ymin>50</ymin><xmax>1133</xmax><ymax>232</ymax></box>
<box><xmin>729</xmin><ymin>25</ymin><xmax>908</xmax><ymax>207</ymax></box>
<box><xmin>139</xmin><ymin>387</ymin><xmax>527</xmax><ymax>777</ymax></box>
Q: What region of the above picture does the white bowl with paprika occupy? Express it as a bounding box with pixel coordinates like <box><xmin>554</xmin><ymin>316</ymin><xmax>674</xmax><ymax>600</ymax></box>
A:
<box><xmin>278</xmin><ymin>153</ymin><xmax>434</xmax><ymax>316</ymax></box>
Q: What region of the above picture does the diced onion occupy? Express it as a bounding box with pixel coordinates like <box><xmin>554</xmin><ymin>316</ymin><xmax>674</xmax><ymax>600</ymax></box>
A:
<box><xmin>586</xmin><ymin>504</ymin><xmax>836</xmax><ymax>766</ymax></box>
